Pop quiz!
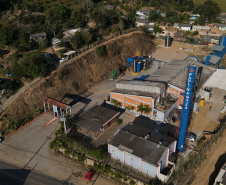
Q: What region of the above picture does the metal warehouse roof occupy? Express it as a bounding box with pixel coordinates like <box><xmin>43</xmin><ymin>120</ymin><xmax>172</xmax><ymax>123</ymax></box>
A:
<box><xmin>111</xmin><ymin>88</ymin><xmax>160</xmax><ymax>99</ymax></box>
<box><xmin>117</xmin><ymin>80</ymin><xmax>165</xmax><ymax>88</ymax></box>
<box><xmin>192</xmin><ymin>25</ymin><xmax>210</xmax><ymax>30</ymax></box>
<box><xmin>211</xmin><ymin>45</ymin><xmax>225</xmax><ymax>52</ymax></box>
<box><xmin>122</xmin><ymin>122</ymin><xmax>175</xmax><ymax>147</ymax></box>
<box><xmin>109</xmin><ymin>129</ymin><xmax>166</xmax><ymax>166</ymax></box>
<box><xmin>80</xmin><ymin>105</ymin><xmax>120</xmax><ymax>126</ymax></box>
<box><xmin>203</xmin><ymin>55</ymin><xmax>221</xmax><ymax>64</ymax></box>
<box><xmin>145</xmin><ymin>60</ymin><xmax>215</xmax><ymax>90</ymax></box>
<box><xmin>203</xmin><ymin>69</ymin><xmax>226</xmax><ymax>91</ymax></box>
<box><xmin>76</xmin><ymin>119</ymin><xmax>101</xmax><ymax>132</ymax></box>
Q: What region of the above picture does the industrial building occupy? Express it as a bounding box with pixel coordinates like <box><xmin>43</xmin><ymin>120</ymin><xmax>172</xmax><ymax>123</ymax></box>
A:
<box><xmin>76</xmin><ymin>105</ymin><xmax>120</xmax><ymax>138</ymax></box>
<box><xmin>109</xmin><ymin>60</ymin><xmax>215</xmax><ymax>122</ymax></box>
<box><xmin>108</xmin><ymin>118</ymin><xmax>177</xmax><ymax>181</ymax></box>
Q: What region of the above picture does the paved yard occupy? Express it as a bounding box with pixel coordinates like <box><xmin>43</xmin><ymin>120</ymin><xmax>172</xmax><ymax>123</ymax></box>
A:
<box><xmin>0</xmin><ymin>113</ymin><xmax>116</xmax><ymax>185</ymax></box>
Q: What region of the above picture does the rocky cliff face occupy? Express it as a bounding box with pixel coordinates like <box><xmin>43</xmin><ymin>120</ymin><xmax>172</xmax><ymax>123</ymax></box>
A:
<box><xmin>1</xmin><ymin>32</ymin><xmax>155</xmax><ymax>127</ymax></box>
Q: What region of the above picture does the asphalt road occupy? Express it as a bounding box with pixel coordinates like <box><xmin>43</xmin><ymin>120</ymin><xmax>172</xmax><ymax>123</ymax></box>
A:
<box><xmin>0</xmin><ymin>160</ymin><xmax>61</xmax><ymax>185</ymax></box>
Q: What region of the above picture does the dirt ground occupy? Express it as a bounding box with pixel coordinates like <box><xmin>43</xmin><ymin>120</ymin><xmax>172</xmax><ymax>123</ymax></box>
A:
<box><xmin>153</xmin><ymin>39</ymin><xmax>214</xmax><ymax>62</ymax></box>
<box><xmin>191</xmin><ymin>129</ymin><xmax>226</xmax><ymax>185</ymax></box>
<box><xmin>0</xmin><ymin>32</ymin><xmax>155</xmax><ymax>127</ymax></box>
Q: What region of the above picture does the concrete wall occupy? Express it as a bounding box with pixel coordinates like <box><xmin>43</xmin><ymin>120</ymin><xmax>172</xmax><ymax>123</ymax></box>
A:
<box><xmin>110</xmin><ymin>92</ymin><xmax>154</xmax><ymax>116</ymax></box>
<box><xmin>109</xmin><ymin>145</ymin><xmax>123</xmax><ymax>163</ymax></box>
<box><xmin>159</xmin><ymin>148</ymin><xmax>168</xmax><ymax>170</ymax></box>
<box><xmin>163</xmin><ymin>100</ymin><xmax>178</xmax><ymax>121</ymax></box>
<box><xmin>109</xmin><ymin>144</ymin><xmax>159</xmax><ymax>178</ymax></box>
<box><xmin>168</xmin><ymin>141</ymin><xmax>177</xmax><ymax>154</ymax></box>
<box><xmin>167</xmin><ymin>84</ymin><xmax>184</xmax><ymax>106</ymax></box>
<box><xmin>141</xmin><ymin>160</ymin><xmax>158</xmax><ymax>177</ymax></box>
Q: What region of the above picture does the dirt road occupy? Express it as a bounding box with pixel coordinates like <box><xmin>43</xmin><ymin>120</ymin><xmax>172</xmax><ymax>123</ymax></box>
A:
<box><xmin>191</xmin><ymin>130</ymin><xmax>226</xmax><ymax>185</ymax></box>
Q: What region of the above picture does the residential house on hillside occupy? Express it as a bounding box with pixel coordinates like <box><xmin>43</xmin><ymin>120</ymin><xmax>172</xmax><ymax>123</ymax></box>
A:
<box><xmin>63</xmin><ymin>28</ymin><xmax>83</xmax><ymax>38</ymax></box>
<box><xmin>136</xmin><ymin>9</ymin><xmax>150</xmax><ymax>19</ymax></box>
<box><xmin>174</xmin><ymin>23</ymin><xmax>192</xmax><ymax>31</ymax></box>
<box><xmin>173</xmin><ymin>32</ymin><xmax>187</xmax><ymax>42</ymax></box>
<box><xmin>213</xmin><ymin>23</ymin><xmax>226</xmax><ymax>31</ymax></box>
<box><xmin>218</xmin><ymin>13</ymin><xmax>226</xmax><ymax>24</ymax></box>
<box><xmin>30</xmin><ymin>32</ymin><xmax>47</xmax><ymax>44</ymax></box>
<box><xmin>108</xmin><ymin>120</ymin><xmax>177</xmax><ymax>181</ymax></box>
<box><xmin>135</xmin><ymin>19</ymin><xmax>150</xmax><ymax>27</ymax></box>
<box><xmin>52</xmin><ymin>38</ymin><xmax>68</xmax><ymax>51</ymax></box>
<box><xmin>201</xmin><ymin>35</ymin><xmax>220</xmax><ymax>44</ymax></box>
<box><xmin>104</xmin><ymin>4</ymin><xmax>115</xmax><ymax>10</ymax></box>
<box><xmin>192</xmin><ymin>25</ymin><xmax>211</xmax><ymax>32</ymax></box>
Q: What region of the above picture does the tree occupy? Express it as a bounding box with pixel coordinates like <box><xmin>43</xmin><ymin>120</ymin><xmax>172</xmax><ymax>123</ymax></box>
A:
<box><xmin>137</xmin><ymin>103</ymin><xmax>144</xmax><ymax>114</ymax></box>
<box><xmin>96</xmin><ymin>45</ymin><xmax>107</xmax><ymax>57</ymax></box>
<box><xmin>153</xmin><ymin>26</ymin><xmax>163</xmax><ymax>34</ymax></box>
<box><xmin>194</xmin><ymin>0</ymin><xmax>220</xmax><ymax>23</ymax></box>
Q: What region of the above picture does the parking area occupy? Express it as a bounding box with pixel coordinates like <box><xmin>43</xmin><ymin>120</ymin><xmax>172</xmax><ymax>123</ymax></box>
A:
<box><xmin>0</xmin><ymin>113</ymin><xmax>118</xmax><ymax>185</ymax></box>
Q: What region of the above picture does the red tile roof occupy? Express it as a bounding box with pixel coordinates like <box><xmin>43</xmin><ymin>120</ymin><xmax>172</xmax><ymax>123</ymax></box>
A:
<box><xmin>43</xmin><ymin>97</ymin><xmax>70</xmax><ymax>110</ymax></box>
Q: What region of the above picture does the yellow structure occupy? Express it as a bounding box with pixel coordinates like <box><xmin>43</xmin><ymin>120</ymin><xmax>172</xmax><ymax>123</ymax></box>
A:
<box><xmin>199</xmin><ymin>99</ymin><xmax>205</xmax><ymax>106</ymax></box>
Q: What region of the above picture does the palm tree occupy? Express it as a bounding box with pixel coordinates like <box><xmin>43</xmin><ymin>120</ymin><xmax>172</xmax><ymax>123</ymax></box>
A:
<box><xmin>143</xmin><ymin>104</ymin><xmax>152</xmax><ymax>115</ymax></box>
<box><xmin>137</xmin><ymin>103</ymin><xmax>144</xmax><ymax>114</ymax></box>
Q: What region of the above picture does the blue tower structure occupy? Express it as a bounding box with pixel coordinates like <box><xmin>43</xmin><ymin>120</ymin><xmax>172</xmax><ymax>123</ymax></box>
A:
<box><xmin>177</xmin><ymin>65</ymin><xmax>196</xmax><ymax>152</ymax></box>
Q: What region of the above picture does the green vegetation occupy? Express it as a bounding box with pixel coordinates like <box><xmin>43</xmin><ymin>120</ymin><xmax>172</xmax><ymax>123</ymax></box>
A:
<box><xmin>193</xmin><ymin>0</ymin><xmax>226</xmax><ymax>12</ymax></box>
<box><xmin>125</xmin><ymin>106</ymin><xmax>135</xmax><ymax>111</ymax></box>
<box><xmin>137</xmin><ymin>103</ymin><xmax>152</xmax><ymax>115</ymax></box>
<box><xmin>110</xmin><ymin>99</ymin><xmax>122</xmax><ymax>107</ymax></box>
<box><xmin>49</xmin><ymin>117</ymin><xmax>108</xmax><ymax>161</ymax></box>
<box><xmin>96</xmin><ymin>45</ymin><xmax>107</xmax><ymax>57</ymax></box>
<box><xmin>3</xmin><ymin>109</ymin><xmax>42</xmax><ymax>135</ymax></box>
<box><xmin>193</xmin><ymin>0</ymin><xmax>221</xmax><ymax>24</ymax></box>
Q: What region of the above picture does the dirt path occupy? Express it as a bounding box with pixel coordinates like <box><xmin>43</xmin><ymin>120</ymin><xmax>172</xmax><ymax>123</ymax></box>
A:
<box><xmin>58</xmin><ymin>31</ymin><xmax>144</xmax><ymax>70</ymax></box>
<box><xmin>191</xmin><ymin>130</ymin><xmax>226</xmax><ymax>185</ymax></box>
<box><xmin>0</xmin><ymin>78</ymin><xmax>41</xmax><ymax>112</ymax></box>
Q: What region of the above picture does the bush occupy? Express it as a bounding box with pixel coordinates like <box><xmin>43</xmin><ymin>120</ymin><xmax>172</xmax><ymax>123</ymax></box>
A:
<box><xmin>72</xmin><ymin>81</ymin><xmax>79</xmax><ymax>90</ymax></box>
<box><xmin>96</xmin><ymin>45</ymin><xmax>107</xmax><ymax>57</ymax></box>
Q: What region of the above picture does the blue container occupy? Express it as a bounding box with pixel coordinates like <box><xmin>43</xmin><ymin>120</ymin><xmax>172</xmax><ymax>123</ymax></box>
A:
<box><xmin>177</xmin><ymin>65</ymin><xmax>197</xmax><ymax>152</ymax></box>
<box><xmin>137</xmin><ymin>62</ymin><xmax>141</xmax><ymax>73</ymax></box>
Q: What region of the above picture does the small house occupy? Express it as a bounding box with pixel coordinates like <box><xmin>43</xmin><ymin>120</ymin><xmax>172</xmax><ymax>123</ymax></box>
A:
<box><xmin>52</xmin><ymin>38</ymin><xmax>68</xmax><ymax>51</ymax></box>
<box><xmin>213</xmin><ymin>23</ymin><xmax>226</xmax><ymax>31</ymax></box>
<box><xmin>136</xmin><ymin>9</ymin><xmax>150</xmax><ymax>19</ymax></box>
<box><xmin>174</xmin><ymin>23</ymin><xmax>192</xmax><ymax>31</ymax></box>
<box><xmin>104</xmin><ymin>4</ymin><xmax>115</xmax><ymax>10</ymax></box>
<box><xmin>30</xmin><ymin>32</ymin><xmax>47</xmax><ymax>44</ymax></box>
<box><xmin>192</xmin><ymin>25</ymin><xmax>210</xmax><ymax>32</ymax></box>
<box><xmin>218</xmin><ymin>13</ymin><xmax>226</xmax><ymax>24</ymax></box>
<box><xmin>76</xmin><ymin>105</ymin><xmax>120</xmax><ymax>138</ymax></box>
<box><xmin>63</xmin><ymin>50</ymin><xmax>77</xmax><ymax>60</ymax></box>
<box><xmin>136</xmin><ymin>19</ymin><xmax>149</xmax><ymax>27</ymax></box>
<box><xmin>63</xmin><ymin>28</ymin><xmax>83</xmax><ymax>38</ymax></box>
<box><xmin>214</xmin><ymin>162</ymin><xmax>226</xmax><ymax>185</ymax></box>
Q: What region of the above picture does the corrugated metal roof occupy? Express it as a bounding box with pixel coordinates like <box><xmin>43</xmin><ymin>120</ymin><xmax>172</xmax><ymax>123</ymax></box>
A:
<box><xmin>203</xmin><ymin>55</ymin><xmax>221</xmax><ymax>64</ymax></box>
<box><xmin>76</xmin><ymin>119</ymin><xmax>101</xmax><ymax>132</ymax></box>
<box><xmin>136</xmin><ymin>19</ymin><xmax>149</xmax><ymax>24</ymax></box>
<box><xmin>211</xmin><ymin>45</ymin><xmax>225</xmax><ymax>52</ymax></box>
<box><xmin>64</xmin><ymin>50</ymin><xmax>77</xmax><ymax>56</ymax></box>
<box><xmin>109</xmin><ymin>129</ymin><xmax>166</xmax><ymax>165</ymax></box>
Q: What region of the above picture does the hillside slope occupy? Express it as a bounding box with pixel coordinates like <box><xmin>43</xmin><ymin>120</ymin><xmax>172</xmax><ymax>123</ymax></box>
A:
<box><xmin>194</xmin><ymin>0</ymin><xmax>226</xmax><ymax>12</ymax></box>
<box><xmin>0</xmin><ymin>32</ymin><xmax>155</xmax><ymax>127</ymax></box>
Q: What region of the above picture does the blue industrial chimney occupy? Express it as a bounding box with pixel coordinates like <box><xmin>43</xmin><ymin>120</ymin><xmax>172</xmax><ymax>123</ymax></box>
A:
<box><xmin>205</xmin><ymin>55</ymin><xmax>211</xmax><ymax>66</ymax></box>
<box><xmin>177</xmin><ymin>65</ymin><xmax>196</xmax><ymax>152</ymax></box>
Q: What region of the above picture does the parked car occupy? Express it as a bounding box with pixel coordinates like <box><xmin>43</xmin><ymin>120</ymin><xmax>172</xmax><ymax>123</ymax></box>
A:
<box><xmin>84</xmin><ymin>169</ymin><xmax>96</xmax><ymax>181</ymax></box>
<box><xmin>0</xmin><ymin>137</ymin><xmax>5</xmax><ymax>142</ymax></box>
<box><xmin>59</xmin><ymin>57</ymin><xmax>68</xmax><ymax>63</ymax></box>
<box><xmin>186</xmin><ymin>133</ymin><xmax>196</xmax><ymax>142</ymax></box>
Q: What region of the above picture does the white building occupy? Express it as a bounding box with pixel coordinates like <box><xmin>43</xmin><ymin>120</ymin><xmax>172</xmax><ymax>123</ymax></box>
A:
<box><xmin>174</xmin><ymin>23</ymin><xmax>192</xmax><ymax>31</ymax></box>
<box><xmin>63</xmin><ymin>28</ymin><xmax>83</xmax><ymax>38</ymax></box>
<box><xmin>192</xmin><ymin>25</ymin><xmax>211</xmax><ymax>32</ymax></box>
<box><xmin>214</xmin><ymin>162</ymin><xmax>226</xmax><ymax>185</ymax></box>
<box><xmin>136</xmin><ymin>9</ymin><xmax>150</xmax><ymax>19</ymax></box>
<box><xmin>108</xmin><ymin>120</ymin><xmax>177</xmax><ymax>181</ymax></box>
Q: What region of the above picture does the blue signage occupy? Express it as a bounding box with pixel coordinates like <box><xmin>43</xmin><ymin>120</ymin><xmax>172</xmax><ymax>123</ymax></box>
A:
<box><xmin>177</xmin><ymin>65</ymin><xmax>196</xmax><ymax>152</ymax></box>
<box><xmin>53</xmin><ymin>105</ymin><xmax>58</xmax><ymax>113</ymax></box>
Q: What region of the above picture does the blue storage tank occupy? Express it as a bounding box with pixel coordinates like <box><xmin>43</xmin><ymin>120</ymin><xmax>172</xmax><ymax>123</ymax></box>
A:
<box><xmin>137</xmin><ymin>62</ymin><xmax>141</xmax><ymax>73</ymax></box>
